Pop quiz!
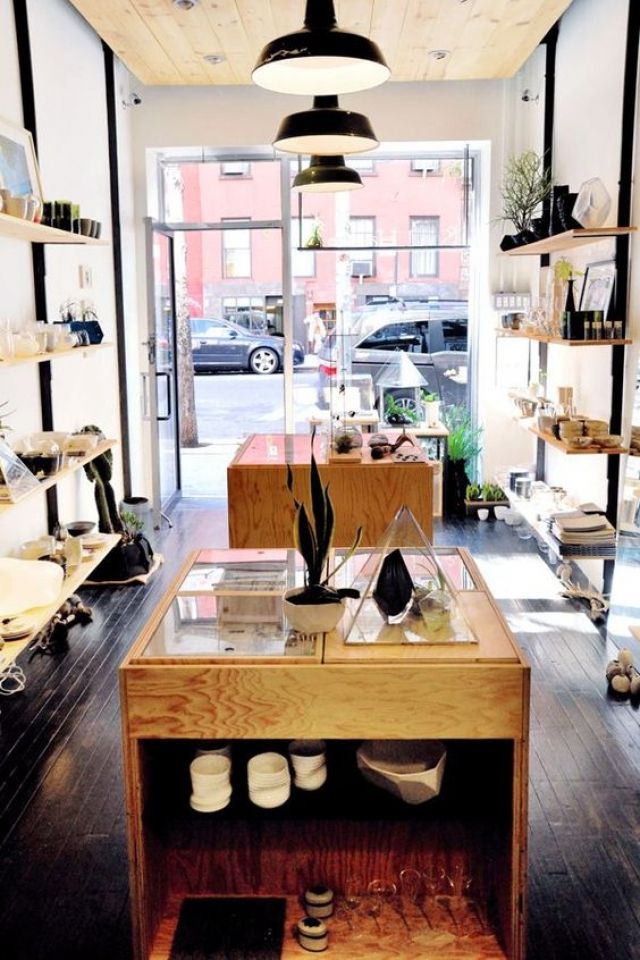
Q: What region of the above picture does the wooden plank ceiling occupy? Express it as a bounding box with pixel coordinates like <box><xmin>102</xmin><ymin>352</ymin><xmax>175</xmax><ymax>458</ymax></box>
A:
<box><xmin>67</xmin><ymin>0</ymin><xmax>575</xmax><ymax>86</ymax></box>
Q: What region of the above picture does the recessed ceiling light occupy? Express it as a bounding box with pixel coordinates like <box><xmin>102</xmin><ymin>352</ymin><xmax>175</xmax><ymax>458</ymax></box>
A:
<box><xmin>429</xmin><ymin>49</ymin><xmax>450</xmax><ymax>60</ymax></box>
<box><xmin>203</xmin><ymin>53</ymin><xmax>226</xmax><ymax>65</ymax></box>
<box><xmin>173</xmin><ymin>0</ymin><xmax>198</xmax><ymax>10</ymax></box>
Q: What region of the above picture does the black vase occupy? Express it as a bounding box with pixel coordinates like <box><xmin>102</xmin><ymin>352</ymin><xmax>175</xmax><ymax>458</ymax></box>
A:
<box><xmin>558</xmin><ymin>192</ymin><xmax>580</xmax><ymax>230</ymax></box>
<box><xmin>373</xmin><ymin>549</ymin><xmax>414</xmax><ymax>620</ymax></box>
<box><xmin>564</xmin><ymin>278</ymin><xmax>576</xmax><ymax>313</ymax></box>
<box><xmin>444</xmin><ymin>460</ymin><xmax>471</xmax><ymax>518</ymax></box>
<box><xmin>549</xmin><ymin>185</ymin><xmax>569</xmax><ymax>235</ymax></box>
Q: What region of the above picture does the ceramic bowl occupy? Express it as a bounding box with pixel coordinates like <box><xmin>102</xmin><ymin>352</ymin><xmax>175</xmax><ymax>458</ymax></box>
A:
<box><xmin>357</xmin><ymin>740</ymin><xmax>446</xmax><ymax>805</ymax></box>
<box><xmin>66</xmin><ymin>521</ymin><xmax>96</xmax><ymax>537</ymax></box>
<box><xmin>597</xmin><ymin>435</ymin><xmax>623</xmax><ymax>448</ymax></box>
<box><xmin>563</xmin><ymin>437</ymin><xmax>593</xmax><ymax>449</ymax></box>
<box><xmin>494</xmin><ymin>505</ymin><xmax>510</xmax><ymax>521</ymax></box>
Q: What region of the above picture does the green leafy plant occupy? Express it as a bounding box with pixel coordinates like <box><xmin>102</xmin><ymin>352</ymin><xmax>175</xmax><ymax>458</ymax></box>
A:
<box><xmin>442</xmin><ymin>405</ymin><xmax>483</xmax><ymax>465</ymax></box>
<box><xmin>481</xmin><ymin>482</ymin><xmax>507</xmax><ymax>502</ymax></box>
<box><xmin>421</xmin><ymin>391</ymin><xmax>439</xmax><ymax>403</ymax></box>
<box><xmin>554</xmin><ymin>257</ymin><xmax>583</xmax><ymax>282</ymax></box>
<box><xmin>286</xmin><ymin>431</ymin><xmax>362</xmax><ymax>606</ymax></box>
<box><xmin>466</xmin><ymin>483</ymin><xmax>482</xmax><ymax>501</ymax></box>
<box><xmin>385</xmin><ymin>394</ymin><xmax>419</xmax><ymax>424</ymax></box>
<box><xmin>500</xmin><ymin>150</ymin><xmax>552</xmax><ymax>232</ymax></box>
<box><xmin>305</xmin><ymin>217</ymin><xmax>323</xmax><ymax>249</ymax></box>
<box><xmin>333</xmin><ymin>431</ymin><xmax>355</xmax><ymax>454</ymax></box>
<box><xmin>120</xmin><ymin>510</ymin><xmax>144</xmax><ymax>540</ymax></box>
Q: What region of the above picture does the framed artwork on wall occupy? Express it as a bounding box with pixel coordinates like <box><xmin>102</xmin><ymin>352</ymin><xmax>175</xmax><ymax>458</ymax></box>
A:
<box><xmin>579</xmin><ymin>259</ymin><xmax>616</xmax><ymax>318</ymax></box>
<box><xmin>0</xmin><ymin>115</ymin><xmax>43</xmax><ymax>203</ymax></box>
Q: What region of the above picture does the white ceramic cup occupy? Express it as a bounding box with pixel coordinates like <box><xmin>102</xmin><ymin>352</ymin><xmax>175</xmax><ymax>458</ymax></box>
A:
<box><xmin>190</xmin><ymin>754</ymin><xmax>231</xmax><ymax>798</ymax></box>
<box><xmin>195</xmin><ymin>742</ymin><xmax>231</xmax><ymax>759</ymax></box>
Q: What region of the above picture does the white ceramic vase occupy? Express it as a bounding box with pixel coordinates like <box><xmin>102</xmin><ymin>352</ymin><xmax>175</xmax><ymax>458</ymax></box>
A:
<box><xmin>283</xmin><ymin>588</ymin><xmax>345</xmax><ymax>633</ymax></box>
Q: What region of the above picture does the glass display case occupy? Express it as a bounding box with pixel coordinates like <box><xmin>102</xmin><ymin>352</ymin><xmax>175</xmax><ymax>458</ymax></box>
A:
<box><xmin>140</xmin><ymin>549</ymin><xmax>318</xmax><ymax>660</ymax></box>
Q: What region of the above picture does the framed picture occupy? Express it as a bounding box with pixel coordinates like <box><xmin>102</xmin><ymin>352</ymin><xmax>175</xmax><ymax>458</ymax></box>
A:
<box><xmin>0</xmin><ymin>115</ymin><xmax>43</xmax><ymax>202</ymax></box>
<box><xmin>579</xmin><ymin>259</ymin><xmax>616</xmax><ymax>318</ymax></box>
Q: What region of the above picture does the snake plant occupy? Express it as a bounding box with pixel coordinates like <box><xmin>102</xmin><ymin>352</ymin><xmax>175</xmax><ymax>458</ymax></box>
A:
<box><xmin>286</xmin><ymin>431</ymin><xmax>362</xmax><ymax>605</ymax></box>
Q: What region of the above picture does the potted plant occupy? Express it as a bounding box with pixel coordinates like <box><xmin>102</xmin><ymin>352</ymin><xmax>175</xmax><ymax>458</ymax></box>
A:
<box><xmin>442</xmin><ymin>405</ymin><xmax>483</xmax><ymax>517</ymax></box>
<box><xmin>385</xmin><ymin>394</ymin><xmax>419</xmax><ymax>426</ymax></box>
<box><xmin>499</xmin><ymin>150</ymin><xmax>552</xmax><ymax>250</ymax></box>
<box><xmin>421</xmin><ymin>391</ymin><xmax>440</xmax><ymax>427</ymax></box>
<box><xmin>284</xmin><ymin>434</ymin><xmax>361</xmax><ymax>633</ymax></box>
<box><xmin>305</xmin><ymin>217</ymin><xmax>324</xmax><ymax>249</ymax></box>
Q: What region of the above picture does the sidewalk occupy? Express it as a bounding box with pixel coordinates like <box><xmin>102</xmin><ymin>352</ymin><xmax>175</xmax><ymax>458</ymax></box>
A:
<box><xmin>181</xmin><ymin>438</ymin><xmax>242</xmax><ymax>497</ymax></box>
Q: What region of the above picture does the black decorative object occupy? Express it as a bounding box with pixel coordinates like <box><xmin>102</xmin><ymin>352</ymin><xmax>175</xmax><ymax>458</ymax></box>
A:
<box><xmin>564</xmin><ymin>277</ymin><xmax>576</xmax><ymax>314</ymax></box>
<box><xmin>69</xmin><ymin>320</ymin><xmax>104</xmax><ymax>344</ymax></box>
<box><xmin>373</xmin><ymin>548</ymin><xmax>414</xmax><ymax>620</ymax></box>
<box><xmin>549</xmin><ymin>185</ymin><xmax>569</xmax><ymax>234</ymax></box>
<box><xmin>558</xmin><ymin>191</ymin><xmax>580</xmax><ymax>230</ymax></box>
<box><xmin>444</xmin><ymin>460</ymin><xmax>472</xmax><ymax>518</ymax></box>
<box><xmin>169</xmin><ymin>897</ymin><xmax>286</xmax><ymax>960</ymax></box>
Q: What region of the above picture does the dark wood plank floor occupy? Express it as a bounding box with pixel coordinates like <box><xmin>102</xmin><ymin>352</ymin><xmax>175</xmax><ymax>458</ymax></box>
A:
<box><xmin>0</xmin><ymin>502</ymin><xmax>638</xmax><ymax>959</ymax></box>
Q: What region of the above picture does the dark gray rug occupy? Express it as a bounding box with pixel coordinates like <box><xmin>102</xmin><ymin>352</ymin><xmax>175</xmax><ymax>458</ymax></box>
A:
<box><xmin>169</xmin><ymin>897</ymin><xmax>286</xmax><ymax>960</ymax></box>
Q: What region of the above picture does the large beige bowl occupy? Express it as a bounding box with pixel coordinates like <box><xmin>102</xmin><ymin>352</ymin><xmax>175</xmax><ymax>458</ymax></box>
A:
<box><xmin>356</xmin><ymin>740</ymin><xmax>446</xmax><ymax>805</ymax></box>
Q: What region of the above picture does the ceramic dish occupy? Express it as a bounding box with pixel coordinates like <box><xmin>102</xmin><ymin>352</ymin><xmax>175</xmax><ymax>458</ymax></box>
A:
<box><xmin>564</xmin><ymin>437</ymin><xmax>593</xmax><ymax>449</ymax></box>
<box><xmin>596</xmin><ymin>435</ymin><xmax>623</xmax><ymax>448</ymax></box>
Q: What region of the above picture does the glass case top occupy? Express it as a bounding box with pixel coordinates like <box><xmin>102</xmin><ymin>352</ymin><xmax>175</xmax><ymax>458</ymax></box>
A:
<box><xmin>138</xmin><ymin>548</ymin><xmax>482</xmax><ymax>661</ymax></box>
<box><xmin>140</xmin><ymin>550</ymin><xmax>317</xmax><ymax>660</ymax></box>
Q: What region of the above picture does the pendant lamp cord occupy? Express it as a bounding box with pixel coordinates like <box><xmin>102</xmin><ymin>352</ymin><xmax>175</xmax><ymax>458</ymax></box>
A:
<box><xmin>304</xmin><ymin>0</ymin><xmax>337</xmax><ymax>31</ymax></box>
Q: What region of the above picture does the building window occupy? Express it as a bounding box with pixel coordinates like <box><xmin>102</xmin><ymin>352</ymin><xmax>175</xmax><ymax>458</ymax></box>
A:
<box><xmin>349</xmin><ymin>157</ymin><xmax>376</xmax><ymax>176</ymax></box>
<box><xmin>222</xmin><ymin>218</ymin><xmax>251</xmax><ymax>278</ymax></box>
<box><xmin>349</xmin><ymin>216</ymin><xmax>375</xmax><ymax>277</ymax></box>
<box><xmin>410</xmin><ymin>217</ymin><xmax>439</xmax><ymax>276</ymax></box>
<box><xmin>292</xmin><ymin>218</ymin><xmax>316</xmax><ymax>278</ymax></box>
<box><xmin>410</xmin><ymin>158</ymin><xmax>441</xmax><ymax>176</ymax></box>
<box><xmin>220</xmin><ymin>161</ymin><xmax>251</xmax><ymax>177</ymax></box>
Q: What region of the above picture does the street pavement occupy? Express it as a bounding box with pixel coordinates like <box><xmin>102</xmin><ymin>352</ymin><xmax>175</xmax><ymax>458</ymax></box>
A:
<box><xmin>181</xmin><ymin>358</ymin><xmax>319</xmax><ymax>496</ymax></box>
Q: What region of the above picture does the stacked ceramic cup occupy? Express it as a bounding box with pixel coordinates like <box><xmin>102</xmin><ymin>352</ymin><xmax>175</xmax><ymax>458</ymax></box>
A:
<box><xmin>189</xmin><ymin>754</ymin><xmax>232</xmax><ymax>813</ymax></box>
<box><xmin>288</xmin><ymin>740</ymin><xmax>327</xmax><ymax>791</ymax></box>
<box><xmin>247</xmin><ymin>752</ymin><xmax>291</xmax><ymax>808</ymax></box>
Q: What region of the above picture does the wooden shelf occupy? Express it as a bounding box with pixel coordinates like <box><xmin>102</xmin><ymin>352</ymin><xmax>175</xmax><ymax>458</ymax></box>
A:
<box><xmin>524</xmin><ymin>422</ymin><xmax>628</xmax><ymax>455</ymax></box>
<box><xmin>0</xmin><ymin>439</ymin><xmax>117</xmax><ymax>514</ymax></box>
<box><xmin>0</xmin><ymin>533</ymin><xmax>120</xmax><ymax>667</ymax></box>
<box><xmin>0</xmin><ymin>342</ymin><xmax>113</xmax><ymax>368</ymax></box>
<box><xmin>504</xmin><ymin>489</ymin><xmax>616</xmax><ymax>561</ymax></box>
<box><xmin>150</xmin><ymin>893</ymin><xmax>507</xmax><ymax>960</ymax></box>
<box><xmin>0</xmin><ymin>211</ymin><xmax>106</xmax><ymax>245</ymax></box>
<box><xmin>496</xmin><ymin>329</ymin><xmax>631</xmax><ymax>346</ymax></box>
<box><xmin>503</xmin><ymin>226</ymin><xmax>636</xmax><ymax>256</ymax></box>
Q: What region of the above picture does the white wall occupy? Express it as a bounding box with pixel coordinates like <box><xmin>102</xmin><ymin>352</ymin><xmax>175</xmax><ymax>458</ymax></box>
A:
<box><xmin>0</xmin><ymin>0</ymin><xmax>123</xmax><ymax>555</ymax></box>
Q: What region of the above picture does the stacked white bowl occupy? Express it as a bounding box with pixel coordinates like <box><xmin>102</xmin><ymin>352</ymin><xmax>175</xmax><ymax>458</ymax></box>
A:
<box><xmin>189</xmin><ymin>754</ymin><xmax>232</xmax><ymax>812</ymax></box>
<box><xmin>288</xmin><ymin>740</ymin><xmax>327</xmax><ymax>791</ymax></box>
<box><xmin>247</xmin><ymin>752</ymin><xmax>291</xmax><ymax>808</ymax></box>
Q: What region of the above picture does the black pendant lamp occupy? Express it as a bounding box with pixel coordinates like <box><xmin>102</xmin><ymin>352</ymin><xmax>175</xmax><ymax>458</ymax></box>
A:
<box><xmin>292</xmin><ymin>156</ymin><xmax>364</xmax><ymax>193</ymax></box>
<box><xmin>252</xmin><ymin>0</ymin><xmax>390</xmax><ymax>96</ymax></box>
<box><xmin>274</xmin><ymin>95</ymin><xmax>378</xmax><ymax>155</ymax></box>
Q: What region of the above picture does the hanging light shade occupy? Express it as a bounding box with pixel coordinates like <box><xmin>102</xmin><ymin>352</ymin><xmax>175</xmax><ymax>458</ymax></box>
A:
<box><xmin>274</xmin><ymin>95</ymin><xmax>378</xmax><ymax>155</ymax></box>
<box><xmin>292</xmin><ymin>156</ymin><xmax>364</xmax><ymax>193</ymax></box>
<box><xmin>252</xmin><ymin>0</ymin><xmax>390</xmax><ymax>96</ymax></box>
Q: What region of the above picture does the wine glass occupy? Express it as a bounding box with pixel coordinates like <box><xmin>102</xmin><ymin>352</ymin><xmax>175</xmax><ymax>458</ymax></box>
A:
<box><xmin>421</xmin><ymin>863</ymin><xmax>447</xmax><ymax>928</ymax></box>
<box><xmin>446</xmin><ymin>862</ymin><xmax>476</xmax><ymax>934</ymax></box>
<box><xmin>343</xmin><ymin>875</ymin><xmax>363</xmax><ymax>938</ymax></box>
<box><xmin>400</xmin><ymin>867</ymin><xmax>431</xmax><ymax>928</ymax></box>
<box><xmin>365</xmin><ymin>879</ymin><xmax>384</xmax><ymax>933</ymax></box>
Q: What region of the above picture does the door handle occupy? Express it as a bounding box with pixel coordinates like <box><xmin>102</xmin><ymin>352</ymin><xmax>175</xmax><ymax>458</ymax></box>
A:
<box><xmin>156</xmin><ymin>371</ymin><xmax>172</xmax><ymax>422</ymax></box>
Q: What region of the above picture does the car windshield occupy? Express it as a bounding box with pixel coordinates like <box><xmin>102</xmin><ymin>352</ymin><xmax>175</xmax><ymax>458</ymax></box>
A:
<box><xmin>190</xmin><ymin>318</ymin><xmax>249</xmax><ymax>337</ymax></box>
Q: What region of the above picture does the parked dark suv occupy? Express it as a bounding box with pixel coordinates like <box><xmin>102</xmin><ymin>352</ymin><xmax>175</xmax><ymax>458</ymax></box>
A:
<box><xmin>317</xmin><ymin>302</ymin><xmax>468</xmax><ymax>408</ymax></box>
<box><xmin>191</xmin><ymin>318</ymin><xmax>304</xmax><ymax>375</ymax></box>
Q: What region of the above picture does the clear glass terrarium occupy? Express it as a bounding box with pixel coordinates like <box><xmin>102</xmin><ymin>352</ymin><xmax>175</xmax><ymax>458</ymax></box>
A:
<box><xmin>339</xmin><ymin>507</ymin><xmax>479</xmax><ymax>645</ymax></box>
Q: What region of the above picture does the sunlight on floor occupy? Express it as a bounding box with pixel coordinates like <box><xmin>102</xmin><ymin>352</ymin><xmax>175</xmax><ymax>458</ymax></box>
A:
<box><xmin>474</xmin><ymin>554</ymin><xmax>562</xmax><ymax>599</ymax></box>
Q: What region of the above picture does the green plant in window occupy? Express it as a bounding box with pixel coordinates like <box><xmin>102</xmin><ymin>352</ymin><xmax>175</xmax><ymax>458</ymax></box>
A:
<box><xmin>500</xmin><ymin>150</ymin><xmax>552</xmax><ymax>232</ymax></box>
<box><xmin>385</xmin><ymin>394</ymin><xmax>419</xmax><ymax>425</ymax></box>
<box><xmin>305</xmin><ymin>217</ymin><xmax>324</xmax><ymax>249</ymax></box>
<box><xmin>442</xmin><ymin>405</ymin><xmax>483</xmax><ymax>465</ymax></box>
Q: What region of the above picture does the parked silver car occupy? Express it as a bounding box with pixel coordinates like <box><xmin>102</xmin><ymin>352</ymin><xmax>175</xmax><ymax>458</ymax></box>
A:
<box><xmin>191</xmin><ymin>317</ymin><xmax>304</xmax><ymax>375</ymax></box>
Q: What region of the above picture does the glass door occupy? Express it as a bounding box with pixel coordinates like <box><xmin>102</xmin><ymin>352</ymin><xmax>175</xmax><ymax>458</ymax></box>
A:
<box><xmin>145</xmin><ymin>218</ymin><xmax>181</xmax><ymax>526</ymax></box>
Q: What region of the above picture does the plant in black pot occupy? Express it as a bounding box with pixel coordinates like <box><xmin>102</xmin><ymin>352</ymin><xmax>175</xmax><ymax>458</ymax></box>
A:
<box><xmin>442</xmin><ymin>405</ymin><xmax>483</xmax><ymax>517</ymax></box>
<box><xmin>498</xmin><ymin>150</ymin><xmax>552</xmax><ymax>250</ymax></box>
<box><xmin>284</xmin><ymin>433</ymin><xmax>361</xmax><ymax>633</ymax></box>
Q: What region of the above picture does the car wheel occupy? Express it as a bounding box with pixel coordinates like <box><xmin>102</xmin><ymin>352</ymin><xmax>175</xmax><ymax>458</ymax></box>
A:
<box><xmin>249</xmin><ymin>348</ymin><xmax>279</xmax><ymax>375</ymax></box>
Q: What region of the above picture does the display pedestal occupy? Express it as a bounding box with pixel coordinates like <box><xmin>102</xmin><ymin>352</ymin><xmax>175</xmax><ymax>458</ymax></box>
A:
<box><xmin>120</xmin><ymin>547</ymin><xmax>530</xmax><ymax>960</ymax></box>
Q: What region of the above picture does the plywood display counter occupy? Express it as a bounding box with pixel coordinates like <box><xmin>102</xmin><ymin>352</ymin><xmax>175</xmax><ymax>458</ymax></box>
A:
<box><xmin>120</xmin><ymin>548</ymin><xmax>529</xmax><ymax>960</ymax></box>
<box><xmin>227</xmin><ymin>433</ymin><xmax>434</xmax><ymax>548</ymax></box>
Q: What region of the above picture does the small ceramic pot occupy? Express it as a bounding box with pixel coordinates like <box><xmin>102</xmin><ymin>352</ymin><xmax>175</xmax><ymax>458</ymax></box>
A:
<box><xmin>283</xmin><ymin>588</ymin><xmax>345</xmax><ymax>633</ymax></box>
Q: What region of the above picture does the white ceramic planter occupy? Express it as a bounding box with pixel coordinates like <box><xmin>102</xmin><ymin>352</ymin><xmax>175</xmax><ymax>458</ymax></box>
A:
<box><xmin>283</xmin><ymin>588</ymin><xmax>345</xmax><ymax>633</ymax></box>
<box><xmin>424</xmin><ymin>400</ymin><xmax>441</xmax><ymax>428</ymax></box>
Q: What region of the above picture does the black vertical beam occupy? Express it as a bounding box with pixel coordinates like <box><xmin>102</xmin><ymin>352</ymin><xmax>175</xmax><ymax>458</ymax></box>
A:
<box><xmin>102</xmin><ymin>43</ymin><xmax>132</xmax><ymax>496</ymax></box>
<box><xmin>536</xmin><ymin>26</ymin><xmax>558</xmax><ymax>481</ymax></box>
<box><xmin>607</xmin><ymin>0</ymin><xmax>640</xmax><ymax>529</ymax></box>
<box><xmin>12</xmin><ymin>0</ymin><xmax>58</xmax><ymax>528</ymax></box>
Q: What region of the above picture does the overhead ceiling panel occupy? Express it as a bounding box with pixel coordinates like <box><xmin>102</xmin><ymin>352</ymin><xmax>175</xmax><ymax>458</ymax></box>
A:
<box><xmin>67</xmin><ymin>0</ymin><xmax>575</xmax><ymax>86</ymax></box>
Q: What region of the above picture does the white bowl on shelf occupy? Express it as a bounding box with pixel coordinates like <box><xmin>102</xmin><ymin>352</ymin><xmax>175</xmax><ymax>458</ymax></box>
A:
<box><xmin>356</xmin><ymin>740</ymin><xmax>446</xmax><ymax>805</ymax></box>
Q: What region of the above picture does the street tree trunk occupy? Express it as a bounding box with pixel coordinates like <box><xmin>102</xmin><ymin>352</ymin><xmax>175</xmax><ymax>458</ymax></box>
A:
<box><xmin>163</xmin><ymin>165</ymin><xmax>199</xmax><ymax>448</ymax></box>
